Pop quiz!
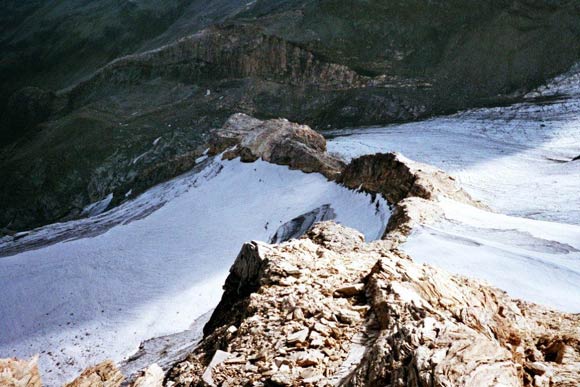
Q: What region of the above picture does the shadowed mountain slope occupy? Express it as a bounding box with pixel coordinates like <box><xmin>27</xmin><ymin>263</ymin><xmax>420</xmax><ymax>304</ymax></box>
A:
<box><xmin>1</xmin><ymin>0</ymin><xmax>578</xmax><ymax>233</ymax></box>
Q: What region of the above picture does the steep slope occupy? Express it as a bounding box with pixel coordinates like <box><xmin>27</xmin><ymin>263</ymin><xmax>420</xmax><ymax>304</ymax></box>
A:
<box><xmin>0</xmin><ymin>0</ymin><xmax>231</xmax><ymax>113</ymax></box>
<box><xmin>1</xmin><ymin>0</ymin><xmax>579</xmax><ymax>233</ymax></box>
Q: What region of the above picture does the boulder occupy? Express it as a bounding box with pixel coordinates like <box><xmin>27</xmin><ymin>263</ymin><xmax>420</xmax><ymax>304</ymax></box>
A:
<box><xmin>209</xmin><ymin>113</ymin><xmax>345</xmax><ymax>179</ymax></box>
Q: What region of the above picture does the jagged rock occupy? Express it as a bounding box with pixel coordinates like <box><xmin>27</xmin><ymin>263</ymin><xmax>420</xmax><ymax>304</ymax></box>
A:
<box><xmin>64</xmin><ymin>360</ymin><xmax>124</xmax><ymax>387</ymax></box>
<box><xmin>209</xmin><ymin>113</ymin><xmax>346</xmax><ymax>179</ymax></box>
<box><xmin>201</xmin><ymin>351</ymin><xmax>231</xmax><ymax>386</ymax></box>
<box><xmin>130</xmin><ymin>364</ymin><xmax>164</xmax><ymax>387</ymax></box>
<box><xmin>203</xmin><ymin>241</ymin><xmax>272</xmax><ymax>336</ymax></box>
<box><xmin>0</xmin><ymin>356</ymin><xmax>41</xmax><ymax>387</ymax></box>
<box><xmin>166</xmin><ymin>222</ymin><xmax>580</xmax><ymax>387</ymax></box>
<box><xmin>287</xmin><ymin>329</ymin><xmax>309</xmax><ymax>345</ymax></box>
<box><xmin>339</xmin><ymin>152</ymin><xmax>479</xmax><ymax>206</ymax></box>
<box><xmin>384</xmin><ymin>196</ymin><xmax>444</xmax><ymax>239</ymax></box>
<box><xmin>338</xmin><ymin>152</ymin><xmax>487</xmax><ymax>240</ymax></box>
<box><xmin>334</xmin><ymin>283</ymin><xmax>365</xmax><ymax>297</ymax></box>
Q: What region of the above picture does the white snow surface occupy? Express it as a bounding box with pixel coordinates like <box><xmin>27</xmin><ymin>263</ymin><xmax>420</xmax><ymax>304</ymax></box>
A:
<box><xmin>0</xmin><ymin>158</ymin><xmax>388</xmax><ymax>385</ymax></box>
<box><xmin>327</xmin><ymin>70</ymin><xmax>580</xmax><ymax>224</ymax></box>
<box><xmin>2</xmin><ymin>63</ymin><xmax>579</xmax><ymax>385</ymax></box>
<box><xmin>327</xmin><ymin>65</ymin><xmax>580</xmax><ymax>313</ymax></box>
<box><xmin>405</xmin><ymin>199</ymin><xmax>580</xmax><ymax>313</ymax></box>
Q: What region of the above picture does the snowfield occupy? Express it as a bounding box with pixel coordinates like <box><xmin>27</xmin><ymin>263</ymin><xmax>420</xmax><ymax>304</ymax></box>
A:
<box><xmin>327</xmin><ymin>66</ymin><xmax>580</xmax><ymax>224</ymax></box>
<box><xmin>327</xmin><ymin>65</ymin><xmax>580</xmax><ymax>313</ymax></box>
<box><xmin>1</xmin><ymin>64</ymin><xmax>579</xmax><ymax>385</ymax></box>
<box><xmin>405</xmin><ymin>199</ymin><xmax>580</xmax><ymax>313</ymax></box>
<box><xmin>0</xmin><ymin>158</ymin><xmax>388</xmax><ymax>385</ymax></box>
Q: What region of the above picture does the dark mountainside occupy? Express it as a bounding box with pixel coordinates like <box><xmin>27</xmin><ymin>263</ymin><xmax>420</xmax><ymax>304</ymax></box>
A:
<box><xmin>1</xmin><ymin>0</ymin><xmax>579</xmax><ymax>233</ymax></box>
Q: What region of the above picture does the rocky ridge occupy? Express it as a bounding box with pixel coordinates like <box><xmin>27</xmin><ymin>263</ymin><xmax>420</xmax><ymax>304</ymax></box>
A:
<box><xmin>207</xmin><ymin>113</ymin><xmax>481</xmax><ymax>240</ymax></box>
<box><xmin>160</xmin><ymin>116</ymin><xmax>579</xmax><ymax>386</ymax></box>
<box><xmin>208</xmin><ymin>113</ymin><xmax>345</xmax><ymax>180</ymax></box>
<box><xmin>166</xmin><ymin>222</ymin><xmax>580</xmax><ymax>386</ymax></box>
<box><xmin>2</xmin><ymin>115</ymin><xmax>578</xmax><ymax>386</ymax></box>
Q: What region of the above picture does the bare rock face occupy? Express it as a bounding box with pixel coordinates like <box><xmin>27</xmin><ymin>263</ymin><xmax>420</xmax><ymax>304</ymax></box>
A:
<box><xmin>208</xmin><ymin>113</ymin><xmax>346</xmax><ymax>179</ymax></box>
<box><xmin>339</xmin><ymin>152</ymin><xmax>478</xmax><ymax>206</ymax></box>
<box><xmin>64</xmin><ymin>360</ymin><xmax>124</xmax><ymax>387</ymax></box>
<box><xmin>384</xmin><ymin>196</ymin><xmax>444</xmax><ymax>237</ymax></box>
<box><xmin>350</xmin><ymin>255</ymin><xmax>580</xmax><ymax>387</ymax></box>
<box><xmin>0</xmin><ymin>356</ymin><xmax>41</xmax><ymax>387</ymax></box>
<box><xmin>166</xmin><ymin>222</ymin><xmax>580</xmax><ymax>387</ymax></box>
<box><xmin>338</xmin><ymin>152</ymin><xmax>484</xmax><ymax>240</ymax></box>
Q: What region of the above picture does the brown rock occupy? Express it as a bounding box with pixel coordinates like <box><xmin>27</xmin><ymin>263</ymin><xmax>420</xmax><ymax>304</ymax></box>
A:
<box><xmin>201</xmin><ymin>350</ymin><xmax>231</xmax><ymax>386</ymax></box>
<box><xmin>0</xmin><ymin>356</ymin><xmax>41</xmax><ymax>387</ymax></box>
<box><xmin>65</xmin><ymin>360</ymin><xmax>124</xmax><ymax>387</ymax></box>
<box><xmin>208</xmin><ymin>113</ymin><xmax>345</xmax><ymax>179</ymax></box>
<box><xmin>287</xmin><ymin>328</ymin><xmax>309</xmax><ymax>345</ymax></box>
<box><xmin>291</xmin><ymin>350</ymin><xmax>324</xmax><ymax>367</ymax></box>
<box><xmin>334</xmin><ymin>283</ymin><xmax>365</xmax><ymax>297</ymax></box>
<box><xmin>166</xmin><ymin>222</ymin><xmax>580</xmax><ymax>387</ymax></box>
<box><xmin>339</xmin><ymin>152</ymin><xmax>479</xmax><ymax>205</ymax></box>
<box><xmin>270</xmin><ymin>373</ymin><xmax>293</xmax><ymax>386</ymax></box>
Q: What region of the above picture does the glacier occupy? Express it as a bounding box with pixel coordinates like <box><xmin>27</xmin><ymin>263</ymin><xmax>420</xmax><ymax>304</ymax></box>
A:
<box><xmin>326</xmin><ymin>65</ymin><xmax>580</xmax><ymax>313</ymax></box>
<box><xmin>1</xmin><ymin>65</ymin><xmax>579</xmax><ymax>385</ymax></box>
<box><xmin>0</xmin><ymin>158</ymin><xmax>388</xmax><ymax>385</ymax></box>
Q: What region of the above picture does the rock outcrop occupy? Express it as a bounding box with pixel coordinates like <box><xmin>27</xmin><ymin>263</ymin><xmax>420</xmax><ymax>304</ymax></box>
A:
<box><xmin>209</xmin><ymin>114</ymin><xmax>479</xmax><ymax>240</ymax></box>
<box><xmin>167</xmin><ymin>222</ymin><xmax>580</xmax><ymax>387</ymax></box>
<box><xmin>0</xmin><ymin>356</ymin><xmax>41</xmax><ymax>387</ymax></box>
<box><xmin>339</xmin><ymin>153</ymin><xmax>478</xmax><ymax>206</ymax></box>
<box><xmin>64</xmin><ymin>360</ymin><xmax>124</xmax><ymax>387</ymax></box>
<box><xmin>208</xmin><ymin>113</ymin><xmax>346</xmax><ymax>180</ymax></box>
<box><xmin>338</xmin><ymin>152</ymin><xmax>484</xmax><ymax>240</ymax></box>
